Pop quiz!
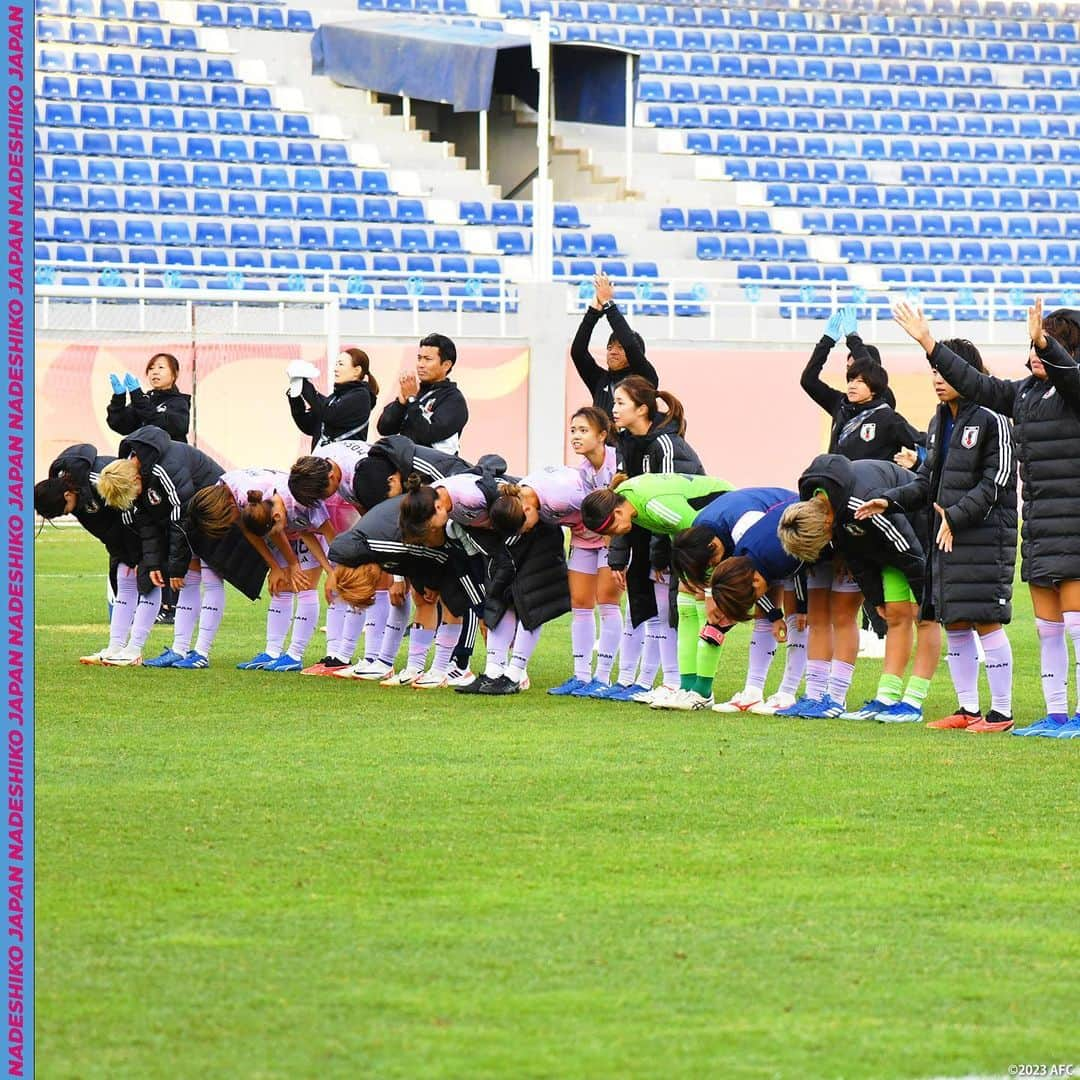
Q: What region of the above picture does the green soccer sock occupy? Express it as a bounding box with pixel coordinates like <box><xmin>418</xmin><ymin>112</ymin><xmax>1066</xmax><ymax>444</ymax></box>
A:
<box><xmin>676</xmin><ymin>593</ymin><xmax>699</xmax><ymax>685</ymax></box>
<box><xmin>902</xmin><ymin>675</ymin><xmax>932</xmax><ymax>708</ymax></box>
<box><xmin>876</xmin><ymin>672</ymin><xmax>904</xmax><ymax>705</ymax></box>
<box><xmin>694</xmin><ymin>599</ymin><xmax>722</xmax><ymax>699</ymax></box>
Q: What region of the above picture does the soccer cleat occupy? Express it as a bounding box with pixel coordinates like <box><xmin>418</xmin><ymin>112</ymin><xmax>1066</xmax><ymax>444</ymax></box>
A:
<box><xmin>301</xmin><ymin>656</ymin><xmax>349</xmax><ymax>676</ymax></box>
<box><xmin>266</xmin><ymin>654</ymin><xmax>303</xmax><ymax>672</ymax></box>
<box><xmin>476</xmin><ymin>674</ymin><xmax>521</xmax><ymax>696</ymax></box>
<box><xmin>712</xmin><ymin>689</ymin><xmax>764</xmax><ymax>714</ymax></box>
<box><xmin>154</xmin><ymin>607</ymin><xmax>175</xmax><ymax>626</ymax></box>
<box><xmin>877</xmin><ymin>701</ymin><xmax>923</xmax><ymax>724</ymax></box>
<box><xmin>571</xmin><ymin>678</ymin><xmax>611</xmax><ymax>698</ymax></box>
<box><xmin>454</xmin><ymin>674</ymin><xmax>494</xmax><ymax>695</ymax></box>
<box><xmin>1012</xmin><ymin>714</ymin><xmax>1067</xmax><ymax>737</ymax></box>
<box><xmin>841</xmin><ymin>699</ymin><xmax>892</xmax><ymax>721</ymax></box>
<box><xmin>662</xmin><ymin>690</ymin><xmax>712</xmax><ymax>711</ymax></box>
<box><xmin>750</xmin><ymin>691</ymin><xmax>797</xmax><ymax>716</ymax></box>
<box><xmin>79</xmin><ymin>649</ymin><xmax>108</xmax><ymax>666</ymax></box>
<box><xmin>237</xmin><ymin>652</ymin><xmax>277</xmax><ymax>671</ymax></box>
<box><xmin>446</xmin><ymin>667</ymin><xmax>476</xmax><ymax>688</ymax></box>
<box><xmin>928</xmin><ymin>708</ymin><xmax>982</xmax><ymax>730</ymax></box>
<box><xmin>174</xmin><ymin>651</ymin><xmax>210</xmax><ymax>669</ymax></box>
<box><xmin>143</xmin><ymin>647</ymin><xmax>184</xmax><ymax>669</ymax></box>
<box><xmin>101</xmin><ymin>645</ymin><xmax>142</xmax><ymax>667</ymax></box>
<box><xmin>381</xmin><ymin>665</ymin><xmax>422</xmax><ymax>687</ymax></box>
<box><xmin>804</xmin><ymin>695</ymin><xmax>846</xmax><ymax>719</ymax></box>
<box><xmin>607</xmin><ymin>682</ymin><xmax>650</xmax><ymax>702</ymax></box>
<box><xmin>635</xmin><ymin>684</ymin><xmax>678</xmax><ymax>707</ymax></box>
<box><xmin>548</xmin><ymin>677</ymin><xmax>589</xmax><ymax>697</ymax></box>
<box><xmin>354</xmin><ymin>659</ymin><xmax>393</xmax><ymax>681</ymax></box>
<box><xmin>591</xmin><ymin>682</ymin><xmax>630</xmax><ymax>700</ymax></box>
<box><xmin>1046</xmin><ymin>716</ymin><xmax>1080</xmax><ymax>739</ymax></box>
<box><xmin>413</xmin><ymin>668</ymin><xmax>449</xmax><ymax>689</ymax></box>
<box><xmin>775</xmin><ymin>695</ymin><xmax>825</xmax><ymax>718</ymax></box>
<box><xmin>965</xmin><ymin>710</ymin><xmax>1014</xmax><ymax>733</ymax></box>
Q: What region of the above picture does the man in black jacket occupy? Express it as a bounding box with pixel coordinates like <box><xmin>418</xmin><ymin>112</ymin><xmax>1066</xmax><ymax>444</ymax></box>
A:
<box><xmin>570</xmin><ymin>272</ymin><xmax>659</xmax><ymax>419</ymax></box>
<box><xmin>376</xmin><ymin>333</ymin><xmax>469</xmax><ymax>456</ymax></box>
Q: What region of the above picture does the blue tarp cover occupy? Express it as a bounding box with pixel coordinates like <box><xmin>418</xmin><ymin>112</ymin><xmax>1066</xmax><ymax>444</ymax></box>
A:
<box><xmin>311</xmin><ymin>20</ymin><xmax>532</xmax><ymax>113</ymax></box>
<box><xmin>311</xmin><ymin>19</ymin><xmax>636</xmax><ymax>123</ymax></box>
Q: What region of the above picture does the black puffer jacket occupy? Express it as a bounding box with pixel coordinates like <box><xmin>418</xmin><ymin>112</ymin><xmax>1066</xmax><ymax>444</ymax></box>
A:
<box><xmin>798</xmin><ymin>453</ymin><xmax>927</xmax><ymax>610</ymax></box>
<box><xmin>289</xmin><ymin>378</ymin><xmax>376</xmax><ymax>450</ymax></box>
<box><xmin>116</xmin><ymin>426</ymin><xmax>223</xmax><ymax>578</ymax></box>
<box><xmin>49</xmin><ymin>443</ymin><xmax>143</xmax><ymax>571</ymax></box>
<box><xmin>927</xmin><ymin>334</ymin><xmax>1080</xmax><ymax>584</ymax></box>
<box><xmin>612</xmin><ymin>419</ymin><xmax>705</xmax><ymax>625</ymax></box>
<box><xmin>107</xmin><ymin>386</ymin><xmax>191</xmax><ymax>443</ymax></box>
<box><xmin>878</xmin><ymin>392</ymin><xmax>1017</xmax><ymax>624</ymax></box>
<box><xmin>481</xmin><ymin>521</ymin><xmax>571</xmax><ymax>632</ymax></box>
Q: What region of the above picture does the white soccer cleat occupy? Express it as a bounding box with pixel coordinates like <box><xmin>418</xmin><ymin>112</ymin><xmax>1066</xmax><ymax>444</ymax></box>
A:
<box><xmin>79</xmin><ymin>648</ymin><xmax>108</xmax><ymax>666</ymax></box>
<box><xmin>446</xmin><ymin>667</ymin><xmax>476</xmax><ymax>688</ymax></box>
<box><xmin>413</xmin><ymin>668</ymin><xmax>449</xmax><ymax>689</ymax></box>
<box><xmin>633</xmin><ymin>684</ymin><xmax>673</xmax><ymax>706</ymax></box>
<box><xmin>101</xmin><ymin>645</ymin><xmax>143</xmax><ymax>667</ymax></box>
<box><xmin>712</xmin><ymin>689</ymin><xmax>765</xmax><ymax>714</ymax></box>
<box><xmin>661</xmin><ymin>689</ymin><xmax>713</xmax><ymax>711</ymax></box>
<box><xmin>380</xmin><ymin>665</ymin><xmax>422</xmax><ymax>687</ymax></box>
<box><xmin>649</xmin><ymin>686</ymin><xmax>691</xmax><ymax>710</ymax></box>
<box><xmin>353</xmin><ymin>659</ymin><xmax>393</xmax><ymax>681</ymax></box>
<box><xmin>749</xmin><ymin>691</ymin><xmax>798</xmax><ymax>716</ymax></box>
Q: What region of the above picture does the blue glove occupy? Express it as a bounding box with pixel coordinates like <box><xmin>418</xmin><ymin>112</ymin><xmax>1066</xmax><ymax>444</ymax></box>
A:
<box><xmin>109</xmin><ymin>373</ymin><xmax>125</xmax><ymax>395</ymax></box>
<box><xmin>840</xmin><ymin>305</ymin><xmax>858</xmax><ymax>338</ymax></box>
<box><xmin>123</xmin><ymin>372</ymin><xmax>140</xmax><ymax>392</ymax></box>
<box><xmin>824</xmin><ymin>310</ymin><xmax>844</xmax><ymax>341</ymax></box>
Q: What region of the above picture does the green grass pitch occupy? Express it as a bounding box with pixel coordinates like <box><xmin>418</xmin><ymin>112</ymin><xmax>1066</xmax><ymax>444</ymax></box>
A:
<box><xmin>36</xmin><ymin>531</ymin><xmax>1079</xmax><ymax>1079</ymax></box>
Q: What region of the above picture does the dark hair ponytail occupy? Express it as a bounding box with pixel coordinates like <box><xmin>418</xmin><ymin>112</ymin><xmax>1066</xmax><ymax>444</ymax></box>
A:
<box><xmin>616</xmin><ymin>375</ymin><xmax>686</xmax><ymax>436</ymax></box>
<box><xmin>343</xmin><ymin>347</ymin><xmax>379</xmax><ymax>396</ymax></box>
<box><xmin>490</xmin><ymin>483</ymin><xmax>525</xmax><ymax>537</ymax></box>
<box><xmin>399</xmin><ymin>473</ymin><xmax>438</xmax><ymax>542</ymax></box>
<box><xmin>240</xmin><ymin>491</ymin><xmax>275</xmax><ymax>537</ymax></box>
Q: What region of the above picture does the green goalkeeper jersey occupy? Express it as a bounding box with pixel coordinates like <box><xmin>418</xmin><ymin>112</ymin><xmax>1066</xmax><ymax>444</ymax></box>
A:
<box><xmin>615</xmin><ymin>474</ymin><xmax>734</xmax><ymax>535</ymax></box>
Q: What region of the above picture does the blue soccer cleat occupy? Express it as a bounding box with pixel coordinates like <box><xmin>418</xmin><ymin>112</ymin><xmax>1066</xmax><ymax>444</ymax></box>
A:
<box><xmin>571</xmin><ymin>678</ymin><xmax>611</xmax><ymax>698</ymax></box>
<box><xmin>591</xmin><ymin>682</ymin><xmax>632</xmax><ymax>700</ymax></box>
<box><xmin>1046</xmin><ymin>716</ymin><xmax>1080</xmax><ymax>739</ymax></box>
<box><xmin>841</xmin><ymin>698</ymin><xmax>891</xmax><ymax>721</ymax></box>
<box><xmin>174</xmin><ymin>651</ymin><xmax>210</xmax><ymax>669</ymax></box>
<box><xmin>1011</xmin><ymin>714</ymin><xmax>1067</xmax><ymax>737</ymax></box>
<box><xmin>266</xmin><ymin>654</ymin><xmax>303</xmax><ymax>672</ymax></box>
<box><xmin>608</xmin><ymin>682</ymin><xmax>651</xmax><ymax>702</ymax></box>
<box><xmin>776</xmin><ymin>695</ymin><xmax>825</xmax><ymax>718</ymax></box>
<box><xmin>143</xmin><ymin>647</ymin><xmax>184</xmax><ymax>668</ymax></box>
<box><xmin>548</xmin><ymin>677</ymin><xmax>588</xmax><ymax>696</ymax></box>
<box><xmin>877</xmin><ymin>701</ymin><xmax>923</xmax><ymax>724</ymax></box>
<box><xmin>804</xmin><ymin>695</ymin><xmax>846</xmax><ymax>719</ymax></box>
<box><xmin>237</xmin><ymin>651</ymin><xmax>276</xmax><ymax>670</ymax></box>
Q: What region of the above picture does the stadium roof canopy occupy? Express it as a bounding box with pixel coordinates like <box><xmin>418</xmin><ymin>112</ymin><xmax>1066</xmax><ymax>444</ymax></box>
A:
<box><xmin>311</xmin><ymin>19</ymin><xmax>637</xmax><ymax>124</ymax></box>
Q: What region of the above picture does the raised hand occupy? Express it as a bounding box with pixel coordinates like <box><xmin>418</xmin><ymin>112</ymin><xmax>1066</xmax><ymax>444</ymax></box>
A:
<box><xmin>824</xmin><ymin>309</ymin><xmax>845</xmax><ymax>341</ymax></box>
<box><xmin>398</xmin><ymin>369</ymin><xmax>420</xmax><ymax>403</ymax></box>
<box><xmin>1028</xmin><ymin>296</ymin><xmax>1047</xmax><ymax>350</ymax></box>
<box><xmin>123</xmin><ymin>372</ymin><xmax>140</xmax><ymax>393</ymax></box>
<box><xmin>593</xmin><ymin>271</ymin><xmax>614</xmax><ymax>308</ymax></box>
<box><xmin>840</xmin><ymin>305</ymin><xmax>858</xmax><ymax>338</ymax></box>
<box><xmin>109</xmin><ymin>373</ymin><xmax>125</xmax><ymax>395</ymax></box>
<box><xmin>893</xmin><ymin>301</ymin><xmax>935</xmax><ymax>353</ymax></box>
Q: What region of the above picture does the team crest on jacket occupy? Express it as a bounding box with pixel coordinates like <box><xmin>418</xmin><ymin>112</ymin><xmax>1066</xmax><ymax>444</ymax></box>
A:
<box><xmin>961</xmin><ymin>426</ymin><xmax>979</xmax><ymax>449</ymax></box>
<box><xmin>859</xmin><ymin>423</ymin><xmax>876</xmax><ymax>442</ymax></box>
<box><xmin>147</xmin><ymin>488</ymin><xmax>162</xmax><ymax>506</ymax></box>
